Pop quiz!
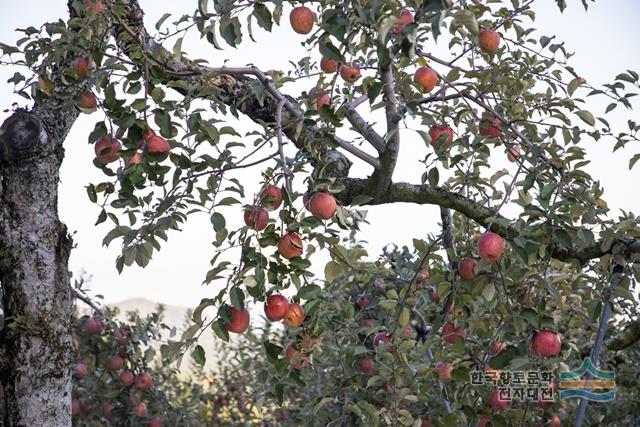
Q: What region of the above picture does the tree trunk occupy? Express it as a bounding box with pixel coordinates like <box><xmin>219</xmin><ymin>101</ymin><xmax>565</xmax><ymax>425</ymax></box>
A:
<box><xmin>0</xmin><ymin>106</ymin><xmax>77</xmax><ymax>426</ymax></box>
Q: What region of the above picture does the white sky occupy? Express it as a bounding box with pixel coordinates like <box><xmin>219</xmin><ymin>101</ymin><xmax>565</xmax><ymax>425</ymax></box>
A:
<box><xmin>0</xmin><ymin>1</ymin><xmax>639</xmax><ymax>309</ymax></box>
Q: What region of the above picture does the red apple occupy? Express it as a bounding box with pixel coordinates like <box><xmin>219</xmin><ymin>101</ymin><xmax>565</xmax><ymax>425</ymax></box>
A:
<box><xmin>102</xmin><ymin>402</ymin><xmax>114</xmax><ymax>419</ymax></box>
<box><xmin>428</xmin><ymin>125</ymin><xmax>454</xmax><ymax>146</ymax></box>
<box><xmin>244</xmin><ymin>206</ymin><xmax>269</xmax><ymax>231</ymax></box>
<box><xmin>316</xmin><ymin>94</ymin><xmax>331</xmax><ymax>110</ymax></box>
<box><xmin>94</xmin><ymin>136</ymin><xmax>121</xmax><ymax>164</ymax></box>
<box><xmin>355</xmin><ymin>295</ymin><xmax>370</xmax><ymax>310</ymax></box>
<box><xmin>289</xmin><ymin>6</ymin><xmax>314</xmax><ymax>34</ymax></box>
<box><xmin>260</xmin><ymin>184</ymin><xmax>283</xmax><ymax>211</ymax></box>
<box><xmin>339</xmin><ymin>63</ymin><xmax>361</xmax><ymax>83</ymax></box>
<box><xmin>73</xmin><ymin>362</ymin><xmax>87</xmax><ymax>379</ymax></box>
<box><xmin>507</xmin><ymin>146</ymin><xmax>521</xmax><ymax>162</ymax></box>
<box><xmin>392</xmin><ymin>9</ymin><xmax>414</xmax><ymax>34</ymax></box>
<box><xmin>134</xmin><ymin>402</ymin><xmax>148</xmax><ymax>418</ymax></box>
<box><xmin>477</xmin><ymin>232</ymin><xmax>505</xmax><ymax>262</ymax></box>
<box><xmin>106</xmin><ymin>355</ymin><xmax>124</xmax><ymax>371</ymax></box>
<box><xmin>148</xmin><ymin>418</ymin><xmax>164</xmax><ymax>427</ymax></box>
<box><xmin>489</xmin><ymin>341</ymin><xmax>507</xmax><ymax>356</ymax></box>
<box><xmin>125</xmin><ymin>151</ymin><xmax>143</xmax><ymax>167</ymax></box>
<box><xmin>358</xmin><ymin>357</ymin><xmax>374</xmax><ymax>374</ymax></box>
<box><xmin>73</xmin><ymin>57</ymin><xmax>95</xmax><ymax>78</ymax></box>
<box><xmin>284</xmin><ymin>303</ymin><xmax>304</xmax><ymax>327</ymax></box>
<box><xmin>320</xmin><ymin>57</ymin><xmax>339</xmax><ymax>73</ymax></box>
<box><xmin>421</xmin><ymin>417</ymin><xmax>431</xmax><ymax>427</ymax></box>
<box><xmin>135</xmin><ymin>372</ymin><xmax>153</xmax><ymax>391</ymax></box>
<box><xmin>144</xmin><ymin>130</ymin><xmax>171</xmax><ymax>157</ymax></box>
<box><xmin>85</xmin><ymin>317</ymin><xmax>103</xmax><ymax>335</ymax></box>
<box><xmin>414</xmin><ymin>67</ymin><xmax>438</xmax><ymax>93</ymax></box>
<box><xmin>113</xmin><ymin>329</ymin><xmax>126</xmax><ymax>345</ymax></box>
<box><xmin>458</xmin><ymin>257</ymin><xmax>477</xmax><ymax>280</ymax></box>
<box><xmin>84</xmin><ymin>0</ymin><xmax>105</xmax><ymax>14</ymax></box>
<box><xmin>79</xmin><ymin>92</ymin><xmax>97</xmax><ymax>110</ymax></box>
<box><xmin>416</xmin><ymin>267</ymin><xmax>429</xmax><ymax>283</ymax></box>
<box><xmin>308</xmin><ymin>192</ymin><xmax>337</xmax><ymax>219</ymax></box>
<box><xmin>531</xmin><ymin>330</ymin><xmax>561</xmax><ymax>357</ymax></box>
<box><xmin>539</xmin><ymin>381</ymin><xmax>557</xmax><ymax>410</ymax></box>
<box><xmin>373</xmin><ymin>332</ymin><xmax>393</xmax><ymax>352</ymax></box>
<box><xmin>477</xmin><ymin>415</ymin><xmax>492</xmax><ymax>427</ymax></box>
<box><xmin>278</xmin><ymin>232</ymin><xmax>303</xmax><ymax>259</ymax></box>
<box><xmin>441</xmin><ymin>322</ymin><xmax>466</xmax><ymax>345</ymax></box>
<box><xmin>550</xmin><ymin>415</ymin><xmax>561</xmax><ymax>427</ymax></box>
<box><xmin>479</xmin><ymin>115</ymin><xmax>502</xmax><ymax>138</ymax></box>
<box><xmin>435</xmin><ymin>361</ymin><xmax>452</xmax><ymax>382</ymax></box>
<box><xmin>489</xmin><ymin>389</ymin><xmax>510</xmax><ymax>411</ymax></box>
<box><xmin>72</xmin><ymin>399</ymin><xmax>81</xmax><ymax>416</ymax></box>
<box><xmin>224</xmin><ymin>307</ymin><xmax>250</xmax><ymax>334</ymax></box>
<box><xmin>264</xmin><ymin>294</ymin><xmax>289</xmax><ymax>321</ymax></box>
<box><xmin>478</xmin><ymin>29</ymin><xmax>501</xmax><ymax>54</ymax></box>
<box><xmin>119</xmin><ymin>370</ymin><xmax>135</xmax><ymax>387</ymax></box>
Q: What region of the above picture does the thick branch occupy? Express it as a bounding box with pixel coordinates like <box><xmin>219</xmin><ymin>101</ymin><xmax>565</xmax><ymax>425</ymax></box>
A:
<box><xmin>336</xmin><ymin>177</ymin><xmax>640</xmax><ymax>263</ymax></box>
<box><xmin>342</xmin><ymin>100</ymin><xmax>385</xmax><ymax>153</ymax></box>
<box><xmin>114</xmin><ymin>1</ymin><xmax>382</xmax><ymax>174</ymax></box>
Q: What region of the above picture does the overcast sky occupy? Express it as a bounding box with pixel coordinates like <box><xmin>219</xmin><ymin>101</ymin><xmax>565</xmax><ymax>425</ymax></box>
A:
<box><xmin>0</xmin><ymin>1</ymin><xmax>638</xmax><ymax>309</ymax></box>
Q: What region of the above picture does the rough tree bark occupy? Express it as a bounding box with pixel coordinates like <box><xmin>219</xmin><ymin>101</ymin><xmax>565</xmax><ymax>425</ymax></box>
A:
<box><xmin>0</xmin><ymin>106</ymin><xmax>78</xmax><ymax>425</ymax></box>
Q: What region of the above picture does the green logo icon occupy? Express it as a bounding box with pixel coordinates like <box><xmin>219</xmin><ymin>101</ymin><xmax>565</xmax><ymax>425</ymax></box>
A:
<box><xmin>559</xmin><ymin>358</ymin><xmax>615</xmax><ymax>401</ymax></box>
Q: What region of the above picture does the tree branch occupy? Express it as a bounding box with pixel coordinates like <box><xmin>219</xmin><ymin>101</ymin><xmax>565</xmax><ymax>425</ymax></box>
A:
<box><xmin>342</xmin><ymin>100</ymin><xmax>385</xmax><ymax>153</ymax></box>
<box><xmin>336</xmin><ymin>177</ymin><xmax>640</xmax><ymax>263</ymax></box>
<box><xmin>113</xmin><ymin>1</ymin><xmax>380</xmax><ymax>174</ymax></box>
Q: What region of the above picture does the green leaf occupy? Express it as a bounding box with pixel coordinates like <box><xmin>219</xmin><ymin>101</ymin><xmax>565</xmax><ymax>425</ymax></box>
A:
<box><xmin>253</xmin><ymin>4</ymin><xmax>273</xmax><ymax>31</ymax></box>
<box><xmin>220</xmin><ymin>16</ymin><xmax>242</xmax><ymax>47</ymax></box>
<box><xmin>212</xmin><ymin>320</ymin><xmax>229</xmax><ymax>342</ymax></box>
<box><xmin>399</xmin><ymin>306</ymin><xmax>411</xmax><ymax>327</ymax></box>
<box><xmin>576</xmin><ymin>110</ymin><xmax>595</xmax><ymax>126</ymax></box>
<box><xmin>319</xmin><ymin>40</ymin><xmax>345</xmax><ymax>63</ymax></box>
<box><xmin>298</xmin><ymin>284</ymin><xmax>322</xmax><ymax>300</ymax></box>
<box><xmin>230</xmin><ymin>287</ymin><xmax>245</xmax><ymax>310</ymax></box>
<box><xmin>350</xmin><ymin>195</ymin><xmax>373</xmax><ymax>206</ymax></box>
<box><xmin>324</xmin><ymin>261</ymin><xmax>343</xmax><ymax>282</ymax></box>
<box><xmin>192</xmin><ymin>345</ymin><xmax>206</xmax><ymax>367</ymax></box>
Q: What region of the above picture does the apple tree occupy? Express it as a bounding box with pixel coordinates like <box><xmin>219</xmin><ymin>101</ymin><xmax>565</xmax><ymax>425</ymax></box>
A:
<box><xmin>0</xmin><ymin>0</ymin><xmax>639</xmax><ymax>425</ymax></box>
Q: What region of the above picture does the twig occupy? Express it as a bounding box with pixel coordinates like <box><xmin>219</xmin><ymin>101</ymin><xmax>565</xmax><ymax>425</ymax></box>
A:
<box><xmin>71</xmin><ymin>288</ymin><xmax>102</xmax><ymax>315</ymax></box>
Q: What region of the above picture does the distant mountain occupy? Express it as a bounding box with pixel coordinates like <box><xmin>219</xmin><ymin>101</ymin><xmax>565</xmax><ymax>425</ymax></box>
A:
<box><xmin>106</xmin><ymin>298</ymin><xmax>220</xmax><ymax>371</ymax></box>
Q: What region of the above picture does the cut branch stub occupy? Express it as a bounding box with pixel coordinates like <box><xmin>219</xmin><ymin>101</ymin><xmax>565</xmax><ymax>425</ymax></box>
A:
<box><xmin>0</xmin><ymin>111</ymin><xmax>48</xmax><ymax>165</ymax></box>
